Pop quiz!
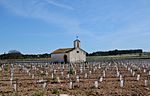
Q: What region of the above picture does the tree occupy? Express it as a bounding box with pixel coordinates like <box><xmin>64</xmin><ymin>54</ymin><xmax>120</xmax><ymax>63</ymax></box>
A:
<box><xmin>3</xmin><ymin>50</ymin><xmax>23</xmax><ymax>59</ymax></box>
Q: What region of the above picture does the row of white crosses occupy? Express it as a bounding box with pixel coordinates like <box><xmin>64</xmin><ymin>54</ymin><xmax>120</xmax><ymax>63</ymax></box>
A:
<box><xmin>76</xmin><ymin>60</ymin><xmax>149</xmax><ymax>89</ymax></box>
<box><xmin>124</xmin><ymin>60</ymin><xmax>150</xmax><ymax>87</ymax></box>
<box><xmin>0</xmin><ymin>63</ymin><xmax>17</xmax><ymax>91</ymax></box>
<box><xmin>25</xmin><ymin>63</ymin><xmax>49</xmax><ymax>90</ymax></box>
<box><xmin>96</xmin><ymin>62</ymin><xmax>113</xmax><ymax>89</ymax></box>
<box><xmin>10</xmin><ymin>64</ymin><xmax>14</xmax><ymax>85</ymax></box>
<box><xmin>125</xmin><ymin>59</ymin><xmax>148</xmax><ymax>87</ymax></box>
<box><xmin>10</xmin><ymin>63</ymin><xmax>19</xmax><ymax>93</ymax></box>
<box><xmin>10</xmin><ymin>60</ymin><xmax>149</xmax><ymax>92</ymax></box>
<box><xmin>34</xmin><ymin>63</ymin><xmax>49</xmax><ymax>91</ymax></box>
<box><xmin>92</xmin><ymin>62</ymin><xmax>107</xmax><ymax>89</ymax></box>
<box><xmin>0</xmin><ymin>64</ymin><xmax>4</xmax><ymax>79</ymax></box>
<box><xmin>114</xmin><ymin>63</ymin><xmax>124</xmax><ymax>88</ymax></box>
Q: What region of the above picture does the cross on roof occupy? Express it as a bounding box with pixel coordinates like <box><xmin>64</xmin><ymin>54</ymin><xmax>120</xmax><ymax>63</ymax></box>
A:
<box><xmin>76</xmin><ymin>35</ymin><xmax>79</xmax><ymax>39</ymax></box>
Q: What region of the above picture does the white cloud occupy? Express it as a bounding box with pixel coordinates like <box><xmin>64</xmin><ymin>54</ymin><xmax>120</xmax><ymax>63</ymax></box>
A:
<box><xmin>45</xmin><ymin>0</ymin><xmax>74</xmax><ymax>10</ymax></box>
<box><xmin>0</xmin><ymin>0</ymin><xmax>78</xmax><ymax>31</ymax></box>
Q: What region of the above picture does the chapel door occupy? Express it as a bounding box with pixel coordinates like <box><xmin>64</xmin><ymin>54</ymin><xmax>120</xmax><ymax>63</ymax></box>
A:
<box><xmin>64</xmin><ymin>55</ymin><xmax>67</xmax><ymax>64</ymax></box>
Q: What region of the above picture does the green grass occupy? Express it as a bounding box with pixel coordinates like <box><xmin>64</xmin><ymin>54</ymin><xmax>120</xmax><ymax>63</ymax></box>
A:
<box><xmin>86</xmin><ymin>54</ymin><xmax>145</xmax><ymax>62</ymax></box>
<box><xmin>31</xmin><ymin>91</ymin><xmax>44</xmax><ymax>96</ymax></box>
<box><xmin>51</xmin><ymin>87</ymin><xmax>60</xmax><ymax>95</ymax></box>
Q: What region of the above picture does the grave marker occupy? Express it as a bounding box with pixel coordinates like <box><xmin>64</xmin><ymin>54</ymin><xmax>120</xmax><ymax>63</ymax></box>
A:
<box><xmin>76</xmin><ymin>75</ymin><xmax>79</xmax><ymax>82</ymax></box>
<box><xmin>120</xmin><ymin>80</ymin><xmax>124</xmax><ymax>88</ymax></box>
<box><xmin>85</xmin><ymin>73</ymin><xmax>87</xmax><ymax>78</ymax></box>
<box><xmin>94</xmin><ymin>81</ymin><xmax>98</xmax><ymax>88</ymax></box>
<box><xmin>57</xmin><ymin>77</ymin><xmax>60</xmax><ymax>83</ymax></box>
<box><xmin>137</xmin><ymin>74</ymin><xmax>140</xmax><ymax>81</ymax></box>
<box><xmin>32</xmin><ymin>74</ymin><xmax>35</xmax><ymax>79</ymax></box>
<box><xmin>51</xmin><ymin>73</ymin><xmax>54</xmax><ymax>79</ymax></box>
<box><xmin>103</xmin><ymin>70</ymin><xmax>106</xmax><ymax>77</ymax></box>
<box><xmin>132</xmin><ymin>71</ymin><xmax>135</xmax><ymax>76</ymax></box>
<box><xmin>144</xmin><ymin>80</ymin><xmax>148</xmax><ymax>87</ymax></box>
<box><xmin>43</xmin><ymin>82</ymin><xmax>47</xmax><ymax>90</ymax></box>
<box><xmin>61</xmin><ymin>71</ymin><xmax>64</xmax><ymax>77</ymax></box>
<box><xmin>99</xmin><ymin>76</ymin><xmax>103</xmax><ymax>82</ymax></box>
<box><xmin>143</xmin><ymin>69</ymin><xmax>146</xmax><ymax>73</ymax></box>
<box><xmin>69</xmin><ymin>81</ymin><xmax>73</xmax><ymax>89</ymax></box>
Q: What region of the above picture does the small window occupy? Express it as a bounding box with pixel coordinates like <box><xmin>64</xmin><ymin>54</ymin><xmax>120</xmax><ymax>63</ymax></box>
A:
<box><xmin>77</xmin><ymin>51</ymin><xmax>79</xmax><ymax>53</ymax></box>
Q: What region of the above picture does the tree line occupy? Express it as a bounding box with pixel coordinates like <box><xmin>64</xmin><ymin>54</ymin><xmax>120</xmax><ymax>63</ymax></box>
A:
<box><xmin>0</xmin><ymin>49</ymin><xmax>143</xmax><ymax>59</ymax></box>
<box><xmin>88</xmin><ymin>49</ymin><xmax>143</xmax><ymax>56</ymax></box>
<box><xmin>0</xmin><ymin>50</ymin><xmax>51</xmax><ymax>60</ymax></box>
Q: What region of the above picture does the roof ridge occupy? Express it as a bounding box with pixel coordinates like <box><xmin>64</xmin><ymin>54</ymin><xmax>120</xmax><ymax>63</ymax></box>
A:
<box><xmin>51</xmin><ymin>48</ymin><xmax>75</xmax><ymax>54</ymax></box>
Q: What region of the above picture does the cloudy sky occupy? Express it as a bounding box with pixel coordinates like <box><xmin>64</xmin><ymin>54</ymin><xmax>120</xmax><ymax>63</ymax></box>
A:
<box><xmin>0</xmin><ymin>0</ymin><xmax>150</xmax><ymax>54</ymax></box>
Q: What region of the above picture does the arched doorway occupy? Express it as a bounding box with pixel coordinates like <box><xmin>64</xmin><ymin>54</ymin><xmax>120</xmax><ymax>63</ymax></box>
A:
<box><xmin>64</xmin><ymin>55</ymin><xmax>67</xmax><ymax>64</ymax></box>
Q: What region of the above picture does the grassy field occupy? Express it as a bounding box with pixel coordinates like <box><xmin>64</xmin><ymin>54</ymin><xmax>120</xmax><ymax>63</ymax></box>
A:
<box><xmin>86</xmin><ymin>54</ymin><xmax>150</xmax><ymax>62</ymax></box>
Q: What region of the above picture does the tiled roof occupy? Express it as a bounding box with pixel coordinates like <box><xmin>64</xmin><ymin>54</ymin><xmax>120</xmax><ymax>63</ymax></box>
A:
<box><xmin>51</xmin><ymin>48</ymin><xmax>74</xmax><ymax>54</ymax></box>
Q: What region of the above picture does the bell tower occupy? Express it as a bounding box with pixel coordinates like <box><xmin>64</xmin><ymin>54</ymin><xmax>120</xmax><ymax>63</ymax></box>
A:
<box><xmin>74</xmin><ymin>36</ymin><xmax>80</xmax><ymax>48</ymax></box>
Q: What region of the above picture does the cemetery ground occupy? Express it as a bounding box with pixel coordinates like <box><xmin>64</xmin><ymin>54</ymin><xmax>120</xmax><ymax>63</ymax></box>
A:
<box><xmin>0</xmin><ymin>57</ymin><xmax>150</xmax><ymax>96</ymax></box>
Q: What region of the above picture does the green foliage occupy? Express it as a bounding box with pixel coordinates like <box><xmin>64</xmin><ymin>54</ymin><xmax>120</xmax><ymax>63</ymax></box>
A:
<box><xmin>0</xmin><ymin>50</ymin><xmax>23</xmax><ymax>59</ymax></box>
<box><xmin>0</xmin><ymin>50</ymin><xmax>51</xmax><ymax>60</ymax></box>
<box><xmin>88</xmin><ymin>49</ymin><xmax>143</xmax><ymax>56</ymax></box>
<box><xmin>86</xmin><ymin>55</ymin><xmax>142</xmax><ymax>62</ymax></box>
<box><xmin>4</xmin><ymin>64</ymin><xmax>9</xmax><ymax>71</ymax></box>
<box><xmin>32</xmin><ymin>91</ymin><xmax>44</xmax><ymax>96</ymax></box>
<box><xmin>68</xmin><ymin>68</ymin><xmax>75</xmax><ymax>75</ymax></box>
<box><xmin>52</xmin><ymin>77</ymin><xmax>59</xmax><ymax>83</ymax></box>
<box><xmin>51</xmin><ymin>88</ymin><xmax>60</xmax><ymax>95</ymax></box>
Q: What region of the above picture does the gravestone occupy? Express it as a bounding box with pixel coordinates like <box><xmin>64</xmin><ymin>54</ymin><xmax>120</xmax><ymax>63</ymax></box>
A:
<box><xmin>137</xmin><ymin>74</ymin><xmax>140</xmax><ymax>81</ymax></box>
<box><xmin>94</xmin><ymin>81</ymin><xmax>98</xmax><ymax>88</ymax></box>
<box><xmin>120</xmin><ymin>79</ymin><xmax>124</xmax><ymax>88</ymax></box>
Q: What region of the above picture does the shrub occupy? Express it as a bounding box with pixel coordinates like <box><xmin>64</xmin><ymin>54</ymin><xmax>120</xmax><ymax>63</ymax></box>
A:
<box><xmin>32</xmin><ymin>91</ymin><xmax>44</xmax><ymax>96</ymax></box>
<box><xmin>68</xmin><ymin>68</ymin><xmax>75</xmax><ymax>75</ymax></box>
<box><xmin>51</xmin><ymin>88</ymin><xmax>59</xmax><ymax>95</ymax></box>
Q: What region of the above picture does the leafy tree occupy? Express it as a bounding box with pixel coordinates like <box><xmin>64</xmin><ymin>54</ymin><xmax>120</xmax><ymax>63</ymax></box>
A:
<box><xmin>88</xmin><ymin>49</ymin><xmax>143</xmax><ymax>56</ymax></box>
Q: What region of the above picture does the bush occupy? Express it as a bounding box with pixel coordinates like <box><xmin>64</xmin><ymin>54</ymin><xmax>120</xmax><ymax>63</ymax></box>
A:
<box><xmin>68</xmin><ymin>68</ymin><xmax>75</xmax><ymax>75</ymax></box>
<box><xmin>4</xmin><ymin>64</ymin><xmax>9</xmax><ymax>71</ymax></box>
<box><xmin>51</xmin><ymin>88</ymin><xmax>59</xmax><ymax>95</ymax></box>
<box><xmin>32</xmin><ymin>91</ymin><xmax>44</xmax><ymax>96</ymax></box>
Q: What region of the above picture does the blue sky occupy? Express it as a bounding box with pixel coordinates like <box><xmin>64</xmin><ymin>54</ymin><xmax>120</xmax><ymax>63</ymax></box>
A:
<box><xmin>0</xmin><ymin>0</ymin><xmax>150</xmax><ymax>54</ymax></box>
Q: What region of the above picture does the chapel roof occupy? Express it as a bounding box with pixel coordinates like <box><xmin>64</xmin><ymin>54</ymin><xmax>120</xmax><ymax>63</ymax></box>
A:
<box><xmin>51</xmin><ymin>48</ymin><xmax>74</xmax><ymax>54</ymax></box>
